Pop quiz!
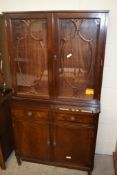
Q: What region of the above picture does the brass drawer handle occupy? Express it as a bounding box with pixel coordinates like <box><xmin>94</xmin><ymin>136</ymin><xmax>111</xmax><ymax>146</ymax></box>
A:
<box><xmin>27</xmin><ymin>111</ymin><xmax>33</xmax><ymax>116</ymax></box>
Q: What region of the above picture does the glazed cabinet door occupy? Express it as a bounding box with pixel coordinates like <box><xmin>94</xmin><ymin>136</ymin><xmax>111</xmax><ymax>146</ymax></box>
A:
<box><xmin>5</xmin><ymin>12</ymin><xmax>53</xmax><ymax>98</ymax></box>
<box><xmin>53</xmin><ymin>12</ymin><xmax>108</xmax><ymax>100</ymax></box>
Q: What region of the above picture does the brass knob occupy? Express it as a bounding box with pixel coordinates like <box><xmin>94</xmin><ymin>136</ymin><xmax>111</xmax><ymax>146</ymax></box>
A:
<box><xmin>27</xmin><ymin>111</ymin><xmax>32</xmax><ymax>116</ymax></box>
<box><xmin>53</xmin><ymin>55</ymin><xmax>57</xmax><ymax>60</ymax></box>
<box><xmin>70</xmin><ymin>116</ymin><xmax>75</xmax><ymax>121</ymax></box>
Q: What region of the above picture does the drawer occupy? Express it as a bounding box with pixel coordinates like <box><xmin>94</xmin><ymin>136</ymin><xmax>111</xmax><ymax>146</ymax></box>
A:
<box><xmin>54</xmin><ymin>113</ymin><xmax>94</xmax><ymax>124</ymax></box>
<box><xmin>11</xmin><ymin>107</ymin><xmax>48</xmax><ymax>121</ymax></box>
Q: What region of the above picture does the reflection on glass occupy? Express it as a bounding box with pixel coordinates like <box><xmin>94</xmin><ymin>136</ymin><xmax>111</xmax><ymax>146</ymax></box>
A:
<box><xmin>58</xmin><ymin>19</ymin><xmax>100</xmax><ymax>99</ymax></box>
<box><xmin>12</xmin><ymin>19</ymin><xmax>48</xmax><ymax>97</ymax></box>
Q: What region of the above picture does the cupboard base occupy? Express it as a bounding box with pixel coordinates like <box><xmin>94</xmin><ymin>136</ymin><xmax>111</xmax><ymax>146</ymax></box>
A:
<box><xmin>15</xmin><ymin>154</ymin><xmax>93</xmax><ymax>175</ymax></box>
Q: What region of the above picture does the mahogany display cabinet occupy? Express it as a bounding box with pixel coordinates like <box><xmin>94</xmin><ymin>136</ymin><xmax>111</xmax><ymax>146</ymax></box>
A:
<box><xmin>3</xmin><ymin>11</ymin><xmax>108</xmax><ymax>175</ymax></box>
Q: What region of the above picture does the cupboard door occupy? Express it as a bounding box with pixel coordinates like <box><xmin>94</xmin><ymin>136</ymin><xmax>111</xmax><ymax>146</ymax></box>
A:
<box><xmin>5</xmin><ymin>13</ymin><xmax>52</xmax><ymax>98</ymax></box>
<box><xmin>54</xmin><ymin>12</ymin><xmax>108</xmax><ymax>100</ymax></box>
<box><xmin>13</xmin><ymin>120</ymin><xmax>50</xmax><ymax>161</ymax></box>
<box><xmin>52</xmin><ymin>122</ymin><xmax>95</xmax><ymax>167</ymax></box>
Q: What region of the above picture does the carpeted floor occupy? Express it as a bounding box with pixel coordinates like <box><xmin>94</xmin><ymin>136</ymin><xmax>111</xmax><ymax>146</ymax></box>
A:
<box><xmin>0</xmin><ymin>153</ymin><xmax>115</xmax><ymax>175</ymax></box>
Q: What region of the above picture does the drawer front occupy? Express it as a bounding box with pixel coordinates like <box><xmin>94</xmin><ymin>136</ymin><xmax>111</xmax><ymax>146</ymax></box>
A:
<box><xmin>11</xmin><ymin>107</ymin><xmax>48</xmax><ymax>121</ymax></box>
<box><xmin>54</xmin><ymin>113</ymin><xmax>94</xmax><ymax>124</ymax></box>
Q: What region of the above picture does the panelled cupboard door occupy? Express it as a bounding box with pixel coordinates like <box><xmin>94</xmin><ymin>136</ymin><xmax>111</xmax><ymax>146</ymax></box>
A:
<box><xmin>5</xmin><ymin>13</ymin><xmax>53</xmax><ymax>98</ymax></box>
<box><xmin>12</xmin><ymin>120</ymin><xmax>50</xmax><ymax>161</ymax></box>
<box><xmin>52</xmin><ymin>121</ymin><xmax>95</xmax><ymax>167</ymax></box>
<box><xmin>53</xmin><ymin>12</ymin><xmax>108</xmax><ymax>100</ymax></box>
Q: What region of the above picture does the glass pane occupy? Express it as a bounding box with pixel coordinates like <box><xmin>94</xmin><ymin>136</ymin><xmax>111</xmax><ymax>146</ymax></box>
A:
<box><xmin>12</xmin><ymin>19</ymin><xmax>49</xmax><ymax>97</ymax></box>
<box><xmin>58</xmin><ymin>18</ymin><xmax>100</xmax><ymax>99</ymax></box>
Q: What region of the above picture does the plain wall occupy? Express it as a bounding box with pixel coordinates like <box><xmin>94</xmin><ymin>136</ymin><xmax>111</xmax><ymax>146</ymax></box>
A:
<box><xmin>0</xmin><ymin>0</ymin><xmax>117</xmax><ymax>155</ymax></box>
